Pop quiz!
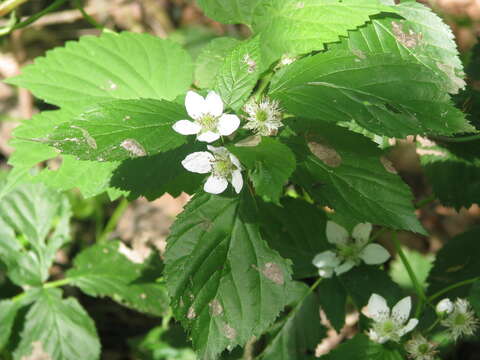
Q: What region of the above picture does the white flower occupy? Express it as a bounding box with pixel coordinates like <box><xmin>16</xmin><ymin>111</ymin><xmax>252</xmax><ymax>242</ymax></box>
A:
<box><xmin>181</xmin><ymin>145</ymin><xmax>243</xmax><ymax>194</ymax></box>
<box><xmin>436</xmin><ymin>298</ymin><xmax>454</xmax><ymax>316</ymax></box>
<box><xmin>312</xmin><ymin>221</ymin><xmax>390</xmax><ymax>278</ymax></box>
<box><xmin>405</xmin><ymin>334</ymin><xmax>437</xmax><ymax>360</ymax></box>
<box><xmin>441</xmin><ymin>298</ymin><xmax>479</xmax><ymax>342</ymax></box>
<box><xmin>173</xmin><ymin>91</ymin><xmax>240</xmax><ymax>143</ymax></box>
<box><xmin>243</xmin><ymin>97</ymin><xmax>283</xmax><ymax>136</ymax></box>
<box><xmin>366</xmin><ymin>294</ymin><xmax>419</xmax><ymax>344</ymax></box>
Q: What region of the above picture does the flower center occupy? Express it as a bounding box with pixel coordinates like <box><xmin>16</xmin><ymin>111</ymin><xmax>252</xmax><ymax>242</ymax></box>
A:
<box><xmin>454</xmin><ymin>313</ymin><xmax>467</xmax><ymax>326</ymax></box>
<box><xmin>256</xmin><ymin>109</ymin><xmax>269</xmax><ymax>123</ymax></box>
<box><xmin>211</xmin><ymin>153</ymin><xmax>237</xmax><ymax>179</ymax></box>
<box><xmin>418</xmin><ymin>343</ymin><xmax>429</xmax><ymax>354</ymax></box>
<box><xmin>382</xmin><ymin>320</ymin><xmax>396</xmax><ymax>334</ymax></box>
<box><xmin>337</xmin><ymin>242</ymin><xmax>362</xmax><ymax>263</ymax></box>
<box><xmin>198</xmin><ymin>114</ymin><xmax>218</xmax><ymax>131</ymax></box>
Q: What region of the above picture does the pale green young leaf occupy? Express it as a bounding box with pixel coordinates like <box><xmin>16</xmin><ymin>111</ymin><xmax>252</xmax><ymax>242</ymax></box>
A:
<box><xmin>13</xmin><ymin>289</ymin><xmax>100</xmax><ymax>360</ymax></box>
<box><xmin>253</xmin><ymin>0</ymin><xmax>394</xmax><ymax>65</ymax></box>
<box><xmin>48</xmin><ymin>99</ymin><xmax>187</xmax><ymax>161</ymax></box>
<box><xmin>214</xmin><ymin>36</ymin><xmax>264</xmax><ymax>111</ymax></box>
<box><xmin>261</xmin><ymin>283</ymin><xmax>326</xmax><ymax>360</ymax></box>
<box><xmin>195</xmin><ymin>37</ymin><xmax>241</xmax><ymax>89</ymax></box>
<box><xmin>287</xmin><ymin>119</ymin><xmax>425</xmax><ymax>234</ymax></box>
<box><xmin>228</xmin><ymin>137</ymin><xmax>296</xmax><ymax>203</ymax></box>
<box><xmin>66</xmin><ymin>241</ymin><xmax>169</xmax><ymax>316</ymax></box>
<box><xmin>197</xmin><ymin>0</ymin><xmax>264</xmax><ymax>25</ymax></box>
<box><xmin>390</xmin><ymin>247</ymin><xmax>433</xmax><ymax>292</ymax></box>
<box><xmin>6</xmin><ymin>32</ymin><xmax>193</xmax><ymax>110</ymax></box>
<box><xmin>165</xmin><ymin>193</ymin><xmax>292</xmax><ymax>359</ymax></box>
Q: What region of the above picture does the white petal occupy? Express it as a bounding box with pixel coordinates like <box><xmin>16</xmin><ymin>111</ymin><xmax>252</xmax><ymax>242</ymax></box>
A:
<box><xmin>319</xmin><ymin>268</ymin><xmax>334</xmax><ymax>278</ymax></box>
<box><xmin>399</xmin><ymin>318</ymin><xmax>418</xmax><ymax>336</ymax></box>
<box><xmin>367</xmin><ymin>293</ymin><xmax>389</xmax><ymax>321</ymax></box>
<box><xmin>312</xmin><ymin>251</ymin><xmax>340</xmax><ymax>268</ymax></box>
<box><xmin>197</xmin><ymin>131</ymin><xmax>221</xmax><ymax>143</ymax></box>
<box><xmin>326</xmin><ymin>221</ymin><xmax>349</xmax><ymax>245</ymax></box>
<box><xmin>368</xmin><ymin>330</ymin><xmax>387</xmax><ymax>344</ymax></box>
<box><xmin>229</xmin><ymin>153</ymin><xmax>242</xmax><ymax>169</ymax></box>
<box><xmin>352</xmin><ymin>223</ymin><xmax>372</xmax><ymax>246</ymax></box>
<box><xmin>172</xmin><ymin>120</ymin><xmax>202</xmax><ymax>135</ymax></box>
<box><xmin>185</xmin><ymin>91</ymin><xmax>208</xmax><ymax>119</ymax></box>
<box><xmin>334</xmin><ymin>260</ymin><xmax>355</xmax><ymax>275</ymax></box>
<box><xmin>360</xmin><ymin>244</ymin><xmax>390</xmax><ymax>265</ymax></box>
<box><xmin>207</xmin><ymin>145</ymin><xmax>223</xmax><ymax>153</ymax></box>
<box><xmin>392</xmin><ymin>297</ymin><xmax>412</xmax><ymax>322</ymax></box>
<box><xmin>217</xmin><ymin>114</ymin><xmax>240</xmax><ymax>136</ymax></box>
<box><xmin>436</xmin><ymin>298</ymin><xmax>454</xmax><ymax>315</ymax></box>
<box><xmin>205</xmin><ymin>91</ymin><xmax>224</xmax><ymax>117</ymax></box>
<box><xmin>204</xmin><ymin>175</ymin><xmax>228</xmax><ymax>194</ymax></box>
<box><xmin>181</xmin><ymin>152</ymin><xmax>214</xmax><ymax>174</ymax></box>
<box><xmin>231</xmin><ymin>170</ymin><xmax>243</xmax><ymax>194</ymax></box>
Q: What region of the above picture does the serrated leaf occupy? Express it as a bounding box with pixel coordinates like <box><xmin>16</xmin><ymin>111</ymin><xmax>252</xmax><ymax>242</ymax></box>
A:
<box><xmin>323</xmin><ymin>334</ymin><xmax>403</xmax><ymax>360</ymax></box>
<box><xmin>317</xmin><ymin>277</ymin><xmax>347</xmax><ymax>332</ymax></box>
<box><xmin>228</xmin><ymin>137</ymin><xmax>296</xmax><ymax>203</ymax></box>
<box><xmin>390</xmin><ymin>247</ymin><xmax>433</xmax><ymax>292</ymax></box>
<box><xmin>165</xmin><ymin>193</ymin><xmax>292</xmax><ymax>359</ymax></box>
<box><xmin>214</xmin><ymin>36</ymin><xmax>263</xmax><ymax>111</ymax></box>
<box><xmin>427</xmin><ymin>227</ymin><xmax>480</xmax><ymax>299</ymax></box>
<box><xmin>0</xmin><ymin>183</ymin><xmax>71</xmax><ymax>286</ymax></box>
<box><xmin>468</xmin><ymin>281</ymin><xmax>480</xmax><ymax>318</ymax></box>
<box><xmin>261</xmin><ymin>283</ymin><xmax>326</xmax><ymax>360</ymax></box>
<box><xmin>257</xmin><ymin>197</ymin><xmax>329</xmax><ymax>278</ymax></box>
<box><xmin>195</xmin><ymin>37</ymin><xmax>241</xmax><ymax>88</ymax></box>
<box><xmin>270</xmin><ymin>47</ymin><xmax>469</xmax><ymax>138</ymax></box>
<box><xmin>287</xmin><ymin>119</ymin><xmax>425</xmax><ymax>234</ymax></box>
<box><xmin>13</xmin><ymin>289</ymin><xmax>100</xmax><ymax>360</ymax></box>
<box><xmin>66</xmin><ymin>241</ymin><xmax>169</xmax><ymax>316</ymax></box>
<box><xmin>417</xmin><ymin>138</ymin><xmax>480</xmax><ymax>209</ymax></box>
<box><xmin>197</xmin><ymin>0</ymin><xmax>264</xmax><ymax>25</ymax></box>
<box><xmin>48</xmin><ymin>99</ymin><xmax>187</xmax><ymax>161</ymax></box>
<box><xmin>253</xmin><ymin>0</ymin><xmax>393</xmax><ymax>65</ymax></box>
<box><xmin>7</xmin><ymin>32</ymin><xmax>193</xmax><ymax>110</ymax></box>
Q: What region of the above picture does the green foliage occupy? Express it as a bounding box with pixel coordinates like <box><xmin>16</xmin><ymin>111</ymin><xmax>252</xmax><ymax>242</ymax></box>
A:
<box><xmin>66</xmin><ymin>241</ymin><xmax>169</xmax><ymax>316</ymax></box>
<box><xmin>197</xmin><ymin>0</ymin><xmax>263</xmax><ymax>25</ymax></box>
<box><xmin>323</xmin><ymin>334</ymin><xmax>403</xmax><ymax>360</ymax></box>
<box><xmin>165</xmin><ymin>193</ymin><xmax>292</xmax><ymax>359</ymax></box>
<box><xmin>317</xmin><ymin>277</ymin><xmax>347</xmax><ymax>332</ymax></box>
<box><xmin>390</xmin><ymin>247</ymin><xmax>433</xmax><ymax>292</ymax></box>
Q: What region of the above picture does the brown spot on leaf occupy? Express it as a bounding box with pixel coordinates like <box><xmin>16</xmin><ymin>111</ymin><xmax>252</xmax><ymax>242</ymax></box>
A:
<box><xmin>308</xmin><ymin>141</ymin><xmax>342</xmax><ymax>167</ymax></box>
<box><xmin>70</xmin><ymin>125</ymin><xmax>97</xmax><ymax>149</ymax></box>
<box><xmin>209</xmin><ymin>299</ymin><xmax>223</xmax><ymax>316</ymax></box>
<box><xmin>380</xmin><ymin>156</ymin><xmax>397</xmax><ymax>174</ymax></box>
<box><xmin>391</xmin><ymin>21</ymin><xmax>422</xmax><ymax>48</ymax></box>
<box><xmin>21</xmin><ymin>341</ymin><xmax>51</xmax><ymax>360</ymax></box>
<box><xmin>187</xmin><ymin>306</ymin><xmax>197</xmax><ymax>320</ymax></box>
<box><xmin>262</xmin><ymin>262</ymin><xmax>284</xmax><ymax>285</ymax></box>
<box><xmin>223</xmin><ymin>323</ymin><xmax>237</xmax><ymax>340</ymax></box>
<box><xmin>120</xmin><ymin>139</ymin><xmax>147</xmax><ymax>157</ymax></box>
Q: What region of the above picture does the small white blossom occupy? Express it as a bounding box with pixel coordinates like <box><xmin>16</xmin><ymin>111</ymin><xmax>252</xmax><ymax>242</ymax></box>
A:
<box><xmin>243</xmin><ymin>97</ymin><xmax>283</xmax><ymax>136</ymax></box>
<box><xmin>181</xmin><ymin>145</ymin><xmax>243</xmax><ymax>194</ymax></box>
<box><xmin>436</xmin><ymin>298</ymin><xmax>454</xmax><ymax>316</ymax></box>
<box><xmin>405</xmin><ymin>334</ymin><xmax>437</xmax><ymax>360</ymax></box>
<box><xmin>365</xmin><ymin>294</ymin><xmax>419</xmax><ymax>344</ymax></box>
<box><xmin>173</xmin><ymin>91</ymin><xmax>240</xmax><ymax>143</ymax></box>
<box><xmin>441</xmin><ymin>298</ymin><xmax>479</xmax><ymax>342</ymax></box>
<box><xmin>312</xmin><ymin>222</ymin><xmax>390</xmax><ymax>278</ymax></box>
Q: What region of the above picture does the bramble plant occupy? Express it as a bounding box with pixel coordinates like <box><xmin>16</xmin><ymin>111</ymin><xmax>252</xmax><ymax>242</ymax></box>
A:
<box><xmin>1</xmin><ymin>0</ymin><xmax>480</xmax><ymax>359</ymax></box>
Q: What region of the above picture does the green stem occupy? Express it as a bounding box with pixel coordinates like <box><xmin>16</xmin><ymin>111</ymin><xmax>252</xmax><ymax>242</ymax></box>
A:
<box><xmin>253</xmin><ymin>72</ymin><xmax>274</xmax><ymax>100</ymax></box>
<box><xmin>10</xmin><ymin>277</ymin><xmax>73</xmax><ymax>302</ymax></box>
<box><xmin>428</xmin><ymin>277</ymin><xmax>480</xmax><ymax>303</ymax></box>
<box><xmin>0</xmin><ymin>0</ymin><xmax>29</xmax><ymax>17</ymax></box>
<box><xmin>415</xmin><ymin>194</ymin><xmax>436</xmax><ymax>209</ymax></box>
<box><xmin>431</xmin><ymin>134</ymin><xmax>480</xmax><ymax>143</ymax></box>
<box><xmin>98</xmin><ymin>197</ymin><xmax>129</xmax><ymax>242</ymax></box>
<box><xmin>426</xmin><ymin>317</ymin><xmax>441</xmax><ymax>333</ymax></box>
<box><xmin>391</xmin><ymin>232</ymin><xmax>426</xmax><ymax>317</ymax></box>
<box><xmin>8</xmin><ymin>0</ymin><xmax>68</xmax><ymax>33</ymax></box>
<box><xmin>73</xmin><ymin>0</ymin><xmax>103</xmax><ymax>29</ymax></box>
<box><xmin>162</xmin><ymin>307</ymin><xmax>173</xmax><ymax>330</ymax></box>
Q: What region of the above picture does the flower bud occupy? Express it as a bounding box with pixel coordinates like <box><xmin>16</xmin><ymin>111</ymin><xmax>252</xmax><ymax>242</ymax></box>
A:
<box><xmin>436</xmin><ymin>298</ymin><xmax>454</xmax><ymax>316</ymax></box>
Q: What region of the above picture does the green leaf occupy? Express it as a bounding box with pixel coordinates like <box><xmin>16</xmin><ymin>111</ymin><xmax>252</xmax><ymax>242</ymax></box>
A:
<box><xmin>257</xmin><ymin>197</ymin><xmax>329</xmax><ymax>278</ymax></box>
<box><xmin>48</xmin><ymin>99</ymin><xmax>187</xmax><ymax>161</ymax></box>
<box><xmin>469</xmin><ymin>281</ymin><xmax>480</xmax><ymax>318</ymax></box>
<box><xmin>13</xmin><ymin>289</ymin><xmax>100</xmax><ymax>360</ymax></box>
<box><xmin>66</xmin><ymin>241</ymin><xmax>169</xmax><ymax>316</ymax></box>
<box><xmin>228</xmin><ymin>137</ymin><xmax>296</xmax><ymax>203</ymax></box>
<box><xmin>195</xmin><ymin>37</ymin><xmax>241</xmax><ymax>89</ymax></box>
<box><xmin>317</xmin><ymin>277</ymin><xmax>347</xmax><ymax>332</ymax></box>
<box><xmin>197</xmin><ymin>0</ymin><xmax>264</xmax><ymax>25</ymax></box>
<box><xmin>287</xmin><ymin>119</ymin><xmax>425</xmax><ymax>234</ymax></box>
<box><xmin>214</xmin><ymin>36</ymin><xmax>264</xmax><ymax>111</ymax></box>
<box><xmin>323</xmin><ymin>334</ymin><xmax>403</xmax><ymax>360</ymax></box>
<box><xmin>417</xmin><ymin>138</ymin><xmax>480</xmax><ymax>209</ymax></box>
<box><xmin>253</xmin><ymin>0</ymin><xmax>393</xmax><ymax>65</ymax></box>
<box><xmin>427</xmin><ymin>227</ymin><xmax>480</xmax><ymax>299</ymax></box>
<box><xmin>261</xmin><ymin>283</ymin><xmax>326</xmax><ymax>360</ymax></box>
<box><xmin>0</xmin><ymin>183</ymin><xmax>72</xmax><ymax>286</ymax></box>
<box><xmin>165</xmin><ymin>193</ymin><xmax>293</xmax><ymax>359</ymax></box>
<box><xmin>390</xmin><ymin>247</ymin><xmax>433</xmax><ymax>292</ymax></box>
<box><xmin>269</xmin><ymin>47</ymin><xmax>469</xmax><ymax>138</ymax></box>
<box><xmin>7</xmin><ymin>32</ymin><xmax>193</xmax><ymax>110</ymax></box>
